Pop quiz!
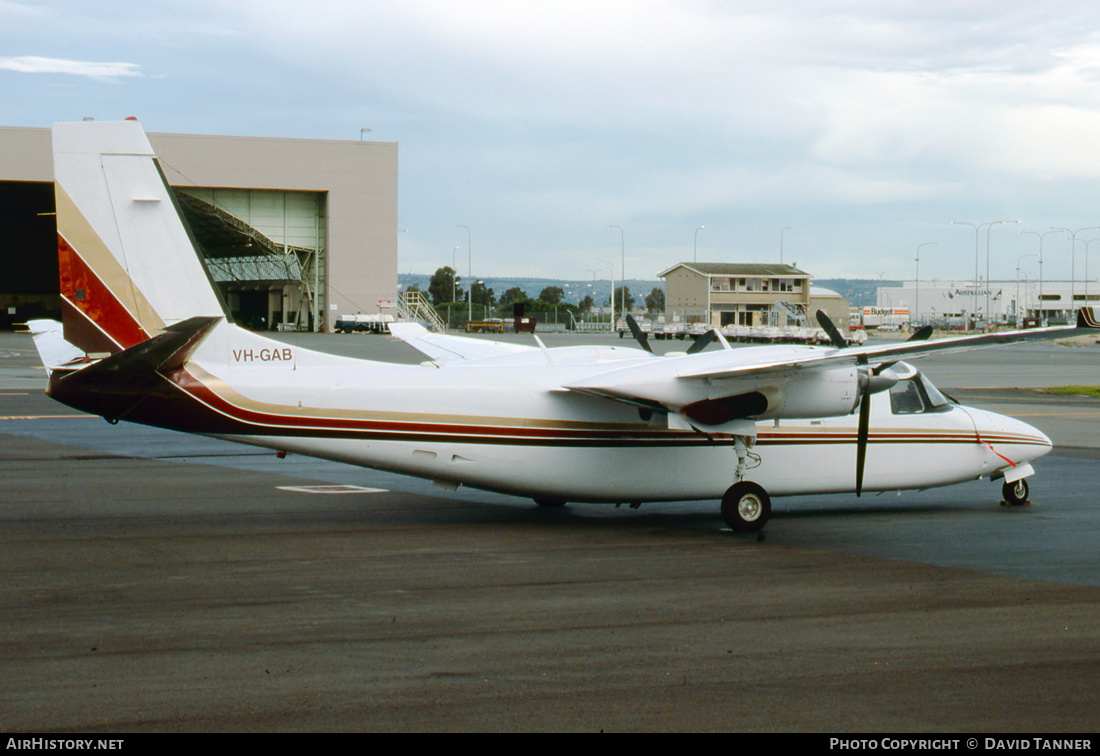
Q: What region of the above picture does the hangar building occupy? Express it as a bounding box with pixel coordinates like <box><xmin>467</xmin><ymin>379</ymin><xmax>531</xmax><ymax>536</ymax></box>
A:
<box><xmin>0</xmin><ymin>124</ymin><xmax>398</xmax><ymax>333</ymax></box>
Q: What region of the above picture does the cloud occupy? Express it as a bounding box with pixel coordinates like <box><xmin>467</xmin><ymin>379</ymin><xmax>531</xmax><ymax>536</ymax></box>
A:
<box><xmin>0</xmin><ymin>56</ymin><xmax>142</xmax><ymax>81</ymax></box>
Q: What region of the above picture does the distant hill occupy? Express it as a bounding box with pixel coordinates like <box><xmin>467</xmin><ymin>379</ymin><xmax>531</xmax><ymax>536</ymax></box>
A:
<box><xmin>814</xmin><ymin>280</ymin><xmax>900</xmax><ymax>308</ymax></box>
<box><xmin>398</xmin><ymin>274</ymin><xmax>894</xmax><ymax>308</ymax></box>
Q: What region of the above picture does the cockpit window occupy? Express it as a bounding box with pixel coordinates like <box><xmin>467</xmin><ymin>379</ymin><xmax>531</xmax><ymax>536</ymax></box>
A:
<box><xmin>889</xmin><ymin>373</ymin><xmax>954</xmax><ymax>415</ymax></box>
<box><xmin>919</xmin><ymin>373</ymin><xmax>953</xmax><ymax>409</ymax></box>
<box><xmin>889</xmin><ymin>379</ymin><xmax>926</xmax><ymax>414</ymax></box>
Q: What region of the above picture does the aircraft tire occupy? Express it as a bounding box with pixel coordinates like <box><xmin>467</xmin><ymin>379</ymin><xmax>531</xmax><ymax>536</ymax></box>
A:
<box><xmin>721</xmin><ymin>482</ymin><xmax>771</xmax><ymax>532</ymax></box>
<box><xmin>1002</xmin><ymin>479</ymin><xmax>1029</xmax><ymax>506</ymax></box>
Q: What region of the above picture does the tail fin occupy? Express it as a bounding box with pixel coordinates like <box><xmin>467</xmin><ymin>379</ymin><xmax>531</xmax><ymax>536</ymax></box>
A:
<box><xmin>51</xmin><ymin>120</ymin><xmax>226</xmax><ymax>355</ymax></box>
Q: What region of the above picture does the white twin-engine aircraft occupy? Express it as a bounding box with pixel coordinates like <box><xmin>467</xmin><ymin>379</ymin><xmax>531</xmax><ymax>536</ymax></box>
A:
<box><xmin>30</xmin><ymin>120</ymin><xmax>1100</xmax><ymax>532</ymax></box>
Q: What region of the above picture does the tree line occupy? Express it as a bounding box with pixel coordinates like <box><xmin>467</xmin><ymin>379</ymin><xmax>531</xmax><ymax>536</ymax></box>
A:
<box><xmin>412</xmin><ymin>266</ymin><xmax>665</xmax><ymax>323</ymax></box>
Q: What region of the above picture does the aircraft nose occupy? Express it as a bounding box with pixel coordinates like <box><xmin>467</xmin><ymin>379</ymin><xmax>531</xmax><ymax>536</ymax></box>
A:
<box><xmin>963</xmin><ymin>406</ymin><xmax>1052</xmax><ymax>462</ymax></box>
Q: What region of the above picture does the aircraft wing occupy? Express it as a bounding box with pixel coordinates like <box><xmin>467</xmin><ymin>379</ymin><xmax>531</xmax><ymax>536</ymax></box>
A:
<box><xmin>565</xmin><ymin>307</ymin><xmax>1100</xmax><ymax>427</ymax></box>
<box><xmin>388</xmin><ymin>322</ymin><xmax>536</xmax><ymax>363</ymax></box>
<box><xmin>676</xmin><ymin>308</ymin><xmax>1100</xmax><ymax>382</ymax></box>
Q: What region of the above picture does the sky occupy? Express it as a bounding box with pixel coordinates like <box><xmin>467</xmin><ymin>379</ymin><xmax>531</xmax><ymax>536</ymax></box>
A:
<box><xmin>4</xmin><ymin>0</ymin><xmax>1100</xmax><ymax>286</ymax></box>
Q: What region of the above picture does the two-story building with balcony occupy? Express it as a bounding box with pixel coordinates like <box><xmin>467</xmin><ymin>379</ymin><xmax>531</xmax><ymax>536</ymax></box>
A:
<box><xmin>660</xmin><ymin>263</ymin><xmax>849</xmax><ymax>329</ymax></box>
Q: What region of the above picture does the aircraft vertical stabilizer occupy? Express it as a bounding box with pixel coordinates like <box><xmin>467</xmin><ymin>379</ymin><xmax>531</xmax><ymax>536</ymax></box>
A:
<box><xmin>51</xmin><ymin>120</ymin><xmax>226</xmax><ymax>355</ymax></box>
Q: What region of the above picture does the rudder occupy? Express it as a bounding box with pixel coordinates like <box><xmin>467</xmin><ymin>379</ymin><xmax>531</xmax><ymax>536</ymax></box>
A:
<box><xmin>52</xmin><ymin>120</ymin><xmax>226</xmax><ymax>354</ymax></box>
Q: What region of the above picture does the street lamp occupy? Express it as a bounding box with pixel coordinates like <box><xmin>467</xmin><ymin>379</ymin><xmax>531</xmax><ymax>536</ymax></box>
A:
<box><xmin>984</xmin><ymin>220</ymin><xmax>1018</xmax><ymax>324</ymax></box>
<box><xmin>452</xmin><ymin>246</ymin><xmax>460</xmax><ymax>305</ymax></box>
<box><xmin>598</xmin><ymin>257</ymin><xmax>615</xmax><ymax>330</ymax></box>
<box><xmin>609</xmin><ymin>225</ymin><xmax>624</xmax><ymax>325</ymax></box>
<box><xmin>1016</xmin><ymin>253</ymin><xmax>1037</xmax><ymax>326</ymax></box>
<box><xmin>694</xmin><ymin>225</ymin><xmax>704</xmax><ymax>263</ymax></box>
<box><xmin>1020</xmin><ymin>228</ymin><xmax>1067</xmax><ymax>326</ymax></box>
<box><xmin>915</xmin><ymin>242</ymin><xmax>941</xmax><ymax>327</ymax></box>
<box><xmin>953</xmin><ymin>219</ymin><xmax>1017</xmax><ymax>325</ymax></box>
<box><xmin>1086</xmin><ymin>239</ymin><xmax>1100</xmax><ymax>307</ymax></box>
<box><xmin>456</xmin><ymin>225</ymin><xmax>471</xmax><ymax>322</ymax></box>
<box><xmin>1069</xmin><ymin>227</ymin><xmax>1100</xmax><ymax>314</ymax></box>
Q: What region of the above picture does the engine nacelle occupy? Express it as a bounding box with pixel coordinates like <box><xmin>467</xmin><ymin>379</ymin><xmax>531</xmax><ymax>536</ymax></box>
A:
<box><xmin>683</xmin><ymin>365</ymin><xmax>862</xmax><ymax>424</ymax></box>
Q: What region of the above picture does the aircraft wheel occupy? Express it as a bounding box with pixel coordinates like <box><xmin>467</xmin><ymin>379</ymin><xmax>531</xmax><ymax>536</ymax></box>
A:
<box><xmin>534</xmin><ymin>498</ymin><xmax>567</xmax><ymax>508</ymax></box>
<box><xmin>1002</xmin><ymin>479</ymin><xmax>1030</xmax><ymax>506</ymax></box>
<box><xmin>721</xmin><ymin>482</ymin><xmax>771</xmax><ymax>532</ymax></box>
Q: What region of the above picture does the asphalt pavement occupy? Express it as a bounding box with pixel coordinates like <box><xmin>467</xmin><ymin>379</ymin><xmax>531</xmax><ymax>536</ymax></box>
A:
<box><xmin>2</xmin><ymin>329</ymin><xmax>1098</xmax><ymax>732</ymax></box>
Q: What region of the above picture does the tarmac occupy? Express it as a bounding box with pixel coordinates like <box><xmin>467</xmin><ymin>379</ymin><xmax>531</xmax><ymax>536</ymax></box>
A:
<box><xmin>1</xmin><ymin>329</ymin><xmax>1099</xmax><ymax>732</ymax></box>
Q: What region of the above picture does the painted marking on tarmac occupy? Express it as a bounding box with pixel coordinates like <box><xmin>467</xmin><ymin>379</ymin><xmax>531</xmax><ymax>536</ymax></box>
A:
<box><xmin>0</xmin><ymin>414</ymin><xmax>95</xmax><ymax>420</ymax></box>
<box><xmin>277</xmin><ymin>484</ymin><xmax>389</xmax><ymax>494</ymax></box>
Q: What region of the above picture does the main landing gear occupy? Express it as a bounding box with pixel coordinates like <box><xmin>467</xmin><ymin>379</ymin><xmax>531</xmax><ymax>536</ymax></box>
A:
<box><xmin>721</xmin><ymin>481</ymin><xmax>771</xmax><ymax>532</ymax></box>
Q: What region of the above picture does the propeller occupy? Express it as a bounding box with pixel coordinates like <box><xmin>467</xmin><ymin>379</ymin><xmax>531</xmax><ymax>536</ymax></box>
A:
<box><xmin>625</xmin><ymin>315</ymin><xmax>653</xmax><ymax>353</ymax></box>
<box><xmin>816</xmin><ymin>310</ymin><xmax>848</xmax><ymax>349</ymax></box>
<box><xmin>815</xmin><ymin>310</ymin><xmax>900</xmax><ymax>497</ymax></box>
<box><xmin>908</xmin><ymin>325</ymin><xmax>933</xmax><ymax>342</ymax></box>
<box><xmin>686</xmin><ymin>329</ymin><xmax>718</xmax><ymax>355</ymax></box>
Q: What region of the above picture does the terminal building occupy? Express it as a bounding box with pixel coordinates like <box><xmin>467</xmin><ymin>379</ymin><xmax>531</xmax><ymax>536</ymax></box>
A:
<box><xmin>659</xmin><ymin>262</ymin><xmax>850</xmax><ymax>331</ymax></box>
<box><xmin>875</xmin><ymin>279</ymin><xmax>1097</xmax><ymax>327</ymax></box>
<box><xmin>0</xmin><ymin>124</ymin><xmax>398</xmax><ymax>332</ymax></box>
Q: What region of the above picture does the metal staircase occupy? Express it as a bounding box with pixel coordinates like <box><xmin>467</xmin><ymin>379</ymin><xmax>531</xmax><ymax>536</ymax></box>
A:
<box><xmin>398</xmin><ymin>290</ymin><xmax>446</xmax><ymax>332</ymax></box>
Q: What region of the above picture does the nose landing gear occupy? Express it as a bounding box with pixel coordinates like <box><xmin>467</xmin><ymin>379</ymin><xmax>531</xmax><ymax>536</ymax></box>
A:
<box><xmin>1001</xmin><ymin>478</ymin><xmax>1030</xmax><ymax>506</ymax></box>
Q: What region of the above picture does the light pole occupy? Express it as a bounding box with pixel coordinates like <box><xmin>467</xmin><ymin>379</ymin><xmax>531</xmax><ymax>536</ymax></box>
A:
<box><xmin>598</xmin><ymin>258</ymin><xmax>615</xmax><ymax>330</ymax></box>
<box><xmin>452</xmin><ymin>246</ymin><xmax>460</xmax><ymax>305</ymax></box>
<box><xmin>780</xmin><ymin>226</ymin><xmax>791</xmax><ymax>265</ymax></box>
<box><xmin>1069</xmin><ymin>227</ymin><xmax>1100</xmax><ymax>315</ymax></box>
<box><xmin>456</xmin><ymin>225</ymin><xmax>471</xmax><ymax>322</ymax></box>
<box><xmin>952</xmin><ymin>221</ymin><xmax>980</xmax><ymax>327</ymax></box>
<box><xmin>953</xmin><ymin>220</ymin><xmax>1016</xmax><ymax>326</ymax></box>
<box><xmin>916</xmin><ymin>242</ymin><xmax>941</xmax><ymax>327</ymax></box>
<box><xmin>609</xmin><ymin>225</ymin><xmax>624</xmax><ymax>325</ymax></box>
<box><xmin>694</xmin><ymin>226</ymin><xmax>704</xmax><ymax>263</ymax></box>
<box><xmin>1087</xmin><ymin>239</ymin><xmax>1100</xmax><ymax>307</ymax></box>
<box><xmin>1020</xmin><ymin>228</ymin><xmax>1067</xmax><ymax>326</ymax></box>
<box><xmin>984</xmin><ymin>220</ymin><xmax>1018</xmax><ymax>325</ymax></box>
<box><xmin>1016</xmin><ymin>253</ymin><xmax>1037</xmax><ymax>326</ymax></box>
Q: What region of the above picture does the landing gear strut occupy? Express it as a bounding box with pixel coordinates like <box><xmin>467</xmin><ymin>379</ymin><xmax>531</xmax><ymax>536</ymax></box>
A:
<box><xmin>1002</xmin><ymin>478</ymin><xmax>1030</xmax><ymax>506</ymax></box>
<box><xmin>721</xmin><ymin>481</ymin><xmax>771</xmax><ymax>532</ymax></box>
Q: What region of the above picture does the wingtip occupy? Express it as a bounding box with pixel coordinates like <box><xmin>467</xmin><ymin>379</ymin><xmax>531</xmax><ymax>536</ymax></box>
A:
<box><xmin>1077</xmin><ymin>307</ymin><xmax>1100</xmax><ymax>329</ymax></box>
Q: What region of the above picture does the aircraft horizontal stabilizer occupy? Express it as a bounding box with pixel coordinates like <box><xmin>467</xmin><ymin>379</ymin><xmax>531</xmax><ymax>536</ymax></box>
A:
<box><xmin>60</xmin><ymin>316</ymin><xmax>222</xmax><ymax>391</ymax></box>
<box><xmin>28</xmin><ymin>319</ymin><xmax>85</xmax><ymax>373</ymax></box>
<box><xmin>47</xmin><ymin>317</ymin><xmax>222</xmax><ymax>423</ymax></box>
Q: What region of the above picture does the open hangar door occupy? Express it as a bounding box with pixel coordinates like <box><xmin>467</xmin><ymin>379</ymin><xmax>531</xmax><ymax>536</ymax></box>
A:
<box><xmin>0</xmin><ymin>181</ymin><xmax>327</xmax><ymax>333</ymax></box>
<box><xmin>175</xmin><ymin>187</ymin><xmax>326</xmax><ymax>332</ymax></box>
<box><xmin>0</xmin><ymin>181</ymin><xmax>60</xmax><ymax>328</ymax></box>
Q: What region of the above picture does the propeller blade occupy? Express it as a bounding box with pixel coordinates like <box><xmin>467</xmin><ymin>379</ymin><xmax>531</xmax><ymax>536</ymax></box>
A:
<box><xmin>856</xmin><ymin>393</ymin><xmax>871</xmax><ymax>497</ymax></box>
<box><xmin>686</xmin><ymin>329</ymin><xmax>718</xmax><ymax>355</ymax></box>
<box><xmin>625</xmin><ymin>314</ymin><xmax>653</xmax><ymax>353</ymax></box>
<box><xmin>815</xmin><ymin>310</ymin><xmax>848</xmax><ymax>350</ymax></box>
<box><xmin>907</xmin><ymin>325</ymin><xmax>934</xmax><ymax>342</ymax></box>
